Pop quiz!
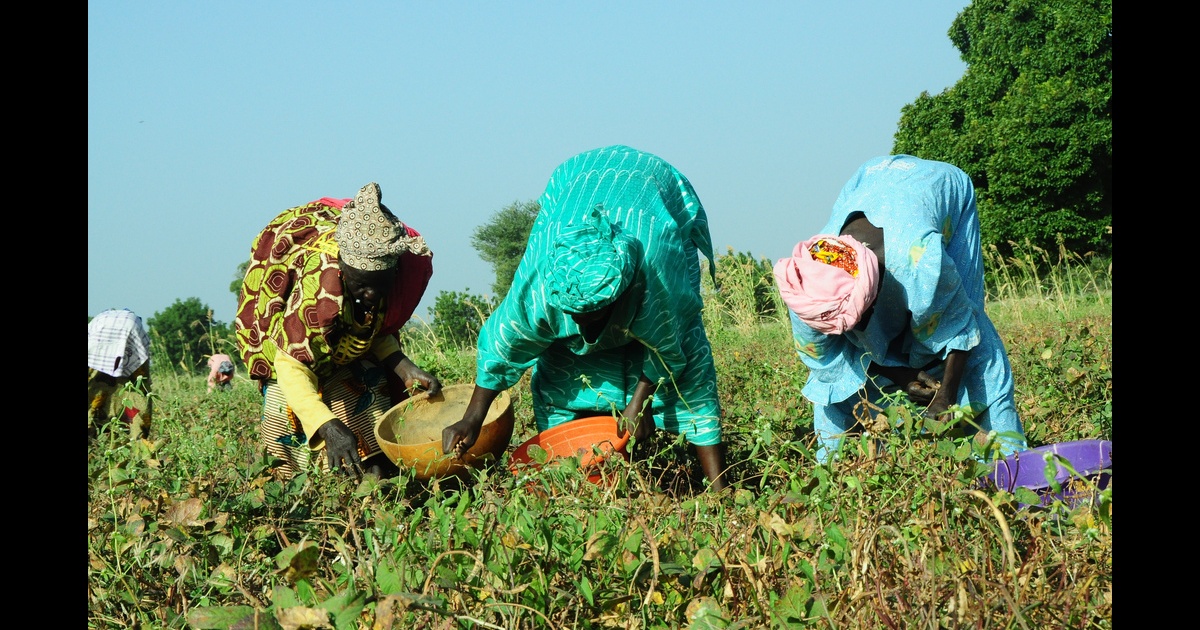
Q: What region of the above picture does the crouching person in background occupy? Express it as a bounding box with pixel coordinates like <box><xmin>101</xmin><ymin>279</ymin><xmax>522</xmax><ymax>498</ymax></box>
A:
<box><xmin>207</xmin><ymin>353</ymin><xmax>236</xmax><ymax>391</ymax></box>
<box><xmin>88</xmin><ymin>308</ymin><xmax>153</xmax><ymax>441</ymax></box>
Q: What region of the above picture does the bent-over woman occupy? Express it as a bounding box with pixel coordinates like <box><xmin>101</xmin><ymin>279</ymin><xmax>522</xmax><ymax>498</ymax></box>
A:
<box><xmin>236</xmin><ymin>182</ymin><xmax>442</xmax><ymax>479</ymax></box>
<box><xmin>442</xmin><ymin>145</ymin><xmax>728</xmax><ymax>491</ymax></box>
<box><xmin>775</xmin><ymin>155</ymin><xmax>1027</xmax><ymax>462</ymax></box>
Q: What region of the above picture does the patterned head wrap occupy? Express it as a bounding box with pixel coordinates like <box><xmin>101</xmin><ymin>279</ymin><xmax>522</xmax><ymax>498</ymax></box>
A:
<box><xmin>546</xmin><ymin>205</ymin><xmax>638</xmax><ymax>313</ymax></box>
<box><xmin>335</xmin><ymin>182</ymin><xmax>430</xmax><ymax>271</ymax></box>
<box><xmin>773</xmin><ymin>234</ymin><xmax>881</xmax><ymax>335</ymax></box>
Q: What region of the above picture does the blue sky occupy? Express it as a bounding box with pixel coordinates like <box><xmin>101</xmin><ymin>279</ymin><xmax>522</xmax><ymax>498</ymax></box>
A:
<box><xmin>89</xmin><ymin>1</ymin><xmax>969</xmax><ymax>326</ymax></box>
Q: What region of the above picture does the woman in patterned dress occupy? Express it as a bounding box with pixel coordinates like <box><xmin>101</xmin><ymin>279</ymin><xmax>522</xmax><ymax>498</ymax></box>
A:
<box><xmin>235</xmin><ymin>182</ymin><xmax>441</xmax><ymax>479</ymax></box>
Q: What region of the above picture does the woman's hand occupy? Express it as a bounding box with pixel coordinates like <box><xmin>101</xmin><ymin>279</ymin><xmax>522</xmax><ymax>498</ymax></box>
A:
<box><xmin>903</xmin><ymin>371</ymin><xmax>941</xmax><ymax>406</ymax></box>
<box><xmin>923</xmin><ymin>395</ymin><xmax>965</xmax><ymax>434</ymax></box>
<box><xmin>621</xmin><ymin>402</ymin><xmax>654</xmax><ymax>440</ymax></box>
<box><xmin>442</xmin><ymin>417</ymin><xmax>483</xmax><ymax>459</ymax></box>
<box><xmin>316</xmin><ymin>419</ymin><xmax>363</xmax><ymax>477</ymax></box>
<box><xmin>923</xmin><ymin>350</ymin><xmax>969</xmax><ymax>425</ymax></box>
<box><xmin>621</xmin><ymin>375</ymin><xmax>658</xmax><ymax>439</ymax></box>
<box><xmin>923</xmin><ymin>399</ymin><xmax>952</xmax><ymax>422</ymax></box>
<box><xmin>441</xmin><ymin>385</ymin><xmax>501</xmax><ymax>459</ymax></box>
<box><xmin>869</xmin><ymin>363</ymin><xmax>943</xmax><ymax>407</ymax></box>
<box><xmin>395</xmin><ymin>360</ymin><xmax>442</xmax><ymax>397</ymax></box>
<box><xmin>384</xmin><ymin>351</ymin><xmax>443</xmax><ymax>397</ymax></box>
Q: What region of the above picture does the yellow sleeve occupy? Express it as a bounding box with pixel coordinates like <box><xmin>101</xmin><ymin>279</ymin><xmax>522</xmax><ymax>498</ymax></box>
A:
<box><xmin>275</xmin><ymin>351</ymin><xmax>337</xmax><ymax>450</ymax></box>
<box><xmin>371</xmin><ymin>333</ymin><xmax>401</xmax><ymax>363</ymax></box>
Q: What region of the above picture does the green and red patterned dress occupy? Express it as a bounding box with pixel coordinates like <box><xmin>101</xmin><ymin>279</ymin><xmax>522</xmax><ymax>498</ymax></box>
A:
<box><xmin>235</xmin><ymin>197</ymin><xmax>431</xmax><ymax>477</ymax></box>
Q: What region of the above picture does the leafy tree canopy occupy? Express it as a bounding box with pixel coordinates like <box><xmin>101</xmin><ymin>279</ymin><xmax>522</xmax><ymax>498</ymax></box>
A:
<box><xmin>230</xmin><ymin>259</ymin><xmax>250</xmax><ymax>296</ymax></box>
<box><xmin>147</xmin><ymin>297</ymin><xmax>228</xmax><ymax>374</ymax></box>
<box><xmin>893</xmin><ymin>0</ymin><xmax>1111</xmax><ymax>258</ymax></box>
<box><xmin>431</xmin><ymin>290</ymin><xmax>498</xmax><ymax>350</ymax></box>
<box><xmin>470</xmin><ymin>200</ymin><xmax>540</xmax><ymax>300</ymax></box>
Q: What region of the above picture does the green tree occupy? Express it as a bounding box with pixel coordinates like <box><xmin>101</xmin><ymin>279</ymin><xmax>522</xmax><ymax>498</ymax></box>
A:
<box><xmin>471</xmin><ymin>199</ymin><xmax>540</xmax><ymax>300</ymax></box>
<box><xmin>892</xmin><ymin>0</ymin><xmax>1111</xmax><ymax>257</ymax></box>
<box><xmin>147</xmin><ymin>298</ymin><xmax>229</xmax><ymax>375</ymax></box>
<box><xmin>230</xmin><ymin>259</ymin><xmax>250</xmax><ymax>295</ymax></box>
<box><xmin>431</xmin><ymin>290</ymin><xmax>497</xmax><ymax>349</ymax></box>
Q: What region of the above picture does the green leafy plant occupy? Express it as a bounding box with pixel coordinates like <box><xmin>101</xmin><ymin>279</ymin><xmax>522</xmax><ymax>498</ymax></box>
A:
<box><xmin>90</xmin><ymin>218</ymin><xmax>1111</xmax><ymax>629</ymax></box>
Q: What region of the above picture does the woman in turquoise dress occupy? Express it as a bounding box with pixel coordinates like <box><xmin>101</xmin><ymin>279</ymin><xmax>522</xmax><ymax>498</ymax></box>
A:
<box><xmin>442</xmin><ymin>145</ymin><xmax>727</xmax><ymax>490</ymax></box>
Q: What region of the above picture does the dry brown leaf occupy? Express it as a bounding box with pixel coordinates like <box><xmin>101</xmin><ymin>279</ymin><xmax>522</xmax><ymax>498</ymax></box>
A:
<box><xmin>164</xmin><ymin>497</ymin><xmax>204</xmax><ymax>526</ymax></box>
<box><xmin>759</xmin><ymin>510</ymin><xmax>794</xmax><ymax>537</ymax></box>
<box><xmin>276</xmin><ymin>605</ymin><xmax>333</xmax><ymax>629</ymax></box>
<box><xmin>583</xmin><ymin>530</ymin><xmax>611</xmax><ymax>561</ymax></box>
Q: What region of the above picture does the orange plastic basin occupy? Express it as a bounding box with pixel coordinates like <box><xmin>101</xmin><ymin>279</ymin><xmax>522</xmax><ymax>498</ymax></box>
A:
<box><xmin>509</xmin><ymin>415</ymin><xmax>630</xmax><ymax>483</ymax></box>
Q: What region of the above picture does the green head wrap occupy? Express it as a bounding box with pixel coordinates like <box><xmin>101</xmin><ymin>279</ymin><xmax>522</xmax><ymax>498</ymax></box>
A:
<box><xmin>546</xmin><ymin>205</ymin><xmax>637</xmax><ymax>313</ymax></box>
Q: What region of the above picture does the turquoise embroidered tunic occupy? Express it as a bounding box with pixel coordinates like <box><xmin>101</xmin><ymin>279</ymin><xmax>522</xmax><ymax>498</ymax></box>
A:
<box><xmin>475</xmin><ymin>145</ymin><xmax>722</xmax><ymax>445</ymax></box>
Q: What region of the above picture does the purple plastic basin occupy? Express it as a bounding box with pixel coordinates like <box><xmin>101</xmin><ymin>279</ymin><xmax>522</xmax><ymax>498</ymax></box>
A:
<box><xmin>986</xmin><ymin>439</ymin><xmax>1112</xmax><ymax>507</ymax></box>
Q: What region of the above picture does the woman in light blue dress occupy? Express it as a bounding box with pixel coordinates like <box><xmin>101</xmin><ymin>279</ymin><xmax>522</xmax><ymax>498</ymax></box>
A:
<box><xmin>775</xmin><ymin>155</ymin><xmax>1027</xmax><ymax>462</ymax></box>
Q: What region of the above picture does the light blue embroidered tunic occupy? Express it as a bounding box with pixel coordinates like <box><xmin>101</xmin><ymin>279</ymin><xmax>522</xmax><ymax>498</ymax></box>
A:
<box><xmin>789</xmin><ymin>155</ymin><xmax>1027</xmax><ymax>460</ymax></box>
<box><xmin>475</xmin><ymin>145</ymin><xmax>722</xmax><ymax>445</ymax></box>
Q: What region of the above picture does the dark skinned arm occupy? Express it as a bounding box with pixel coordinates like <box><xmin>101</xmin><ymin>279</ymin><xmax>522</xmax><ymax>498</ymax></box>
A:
<box><xmin>694</xmin><ymin>444</ymin><xmax>728</xmax><ymax>492</ymax></box>
<box><xmin>621</xmin><ymin>374</ymin><xmax>658</xmax><ymax>439</ymax></box>
<box><xmin>925</xmin><ymin>349</ymin><xmax>969</xmax><ymax>422</ymax></box>
<box><xmin>315</xmin><ymin>419</ymin><xmax>365</xmax><ymax>478</ymax></box>
<box><xmin>441</xmin><ymin>384</ymin><xmax>502</xmax><ymax>458</ymax></box>
<box><xmin>622</xmin><ymin>374</ymin><xmax>727</xmax><ymax>491</ymax></box>
<box><xmin>868</xmin><ymin>363</ymin><xmax>940</xmax><ymax>406</ymax></box>
<box><xmin>869</xmin><ymin>364</ymin><xmax>925</xmax><ymax>389</ymax></box>
<box><xmin>379</xmin><ymin>349</ymin><xmax>442</xmax><ymax>397</ymax></box>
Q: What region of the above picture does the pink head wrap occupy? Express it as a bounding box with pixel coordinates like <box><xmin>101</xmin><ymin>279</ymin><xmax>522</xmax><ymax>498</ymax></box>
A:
<box><xmin>773</xmin><ymin>234</ymin><xmax>881</xmax><ymax>335</ymax></box>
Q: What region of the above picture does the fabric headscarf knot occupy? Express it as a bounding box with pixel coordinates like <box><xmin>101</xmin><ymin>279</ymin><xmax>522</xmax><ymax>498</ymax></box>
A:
<box><xmin>546</xmin><ymin>205</ymin><xmax>637</xmax><ymax>313</ymax></box>
<box><xmin>336</xmin><ymin>182</ymin><xmax>431</xmax><ymax>271</ymax></box>
<box><xmin>773</xmin><ymin>234</ymin><xmax>881</xmax><ymax>335</ymax></box>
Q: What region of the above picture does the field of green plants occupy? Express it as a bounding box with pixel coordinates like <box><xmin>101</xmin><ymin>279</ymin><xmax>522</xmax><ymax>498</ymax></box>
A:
<box><xmin>87</xmin><ymin>245</ymin><xmax>1112</xmax><ymax>629</ymax></box>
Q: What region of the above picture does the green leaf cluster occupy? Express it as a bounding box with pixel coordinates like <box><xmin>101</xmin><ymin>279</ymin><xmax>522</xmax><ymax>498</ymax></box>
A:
<box><xmin>893</xmin><ymin>0</ymin><xmax>1112</xmax><ymax>258</ymax></box>
<box><xmin>470</xmin><ymin>199</ymin><xmax>540</xmax><ymax>301</ymax></box>
<box><xmin>146</xmin><ymin>297</ymin><xmax>230</xmax><ymax>375</ymax></box>
<box><xmin>430</xmin><ymin>290</ymin><xmax>498</xmax><ymax>350</ymax></box>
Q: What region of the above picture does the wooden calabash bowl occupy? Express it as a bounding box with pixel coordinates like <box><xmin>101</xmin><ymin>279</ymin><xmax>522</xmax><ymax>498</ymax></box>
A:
<box><xmin>374</xmin><ymin>384</ymin><xmax>514</xmax><ymax>479</ymax></box>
